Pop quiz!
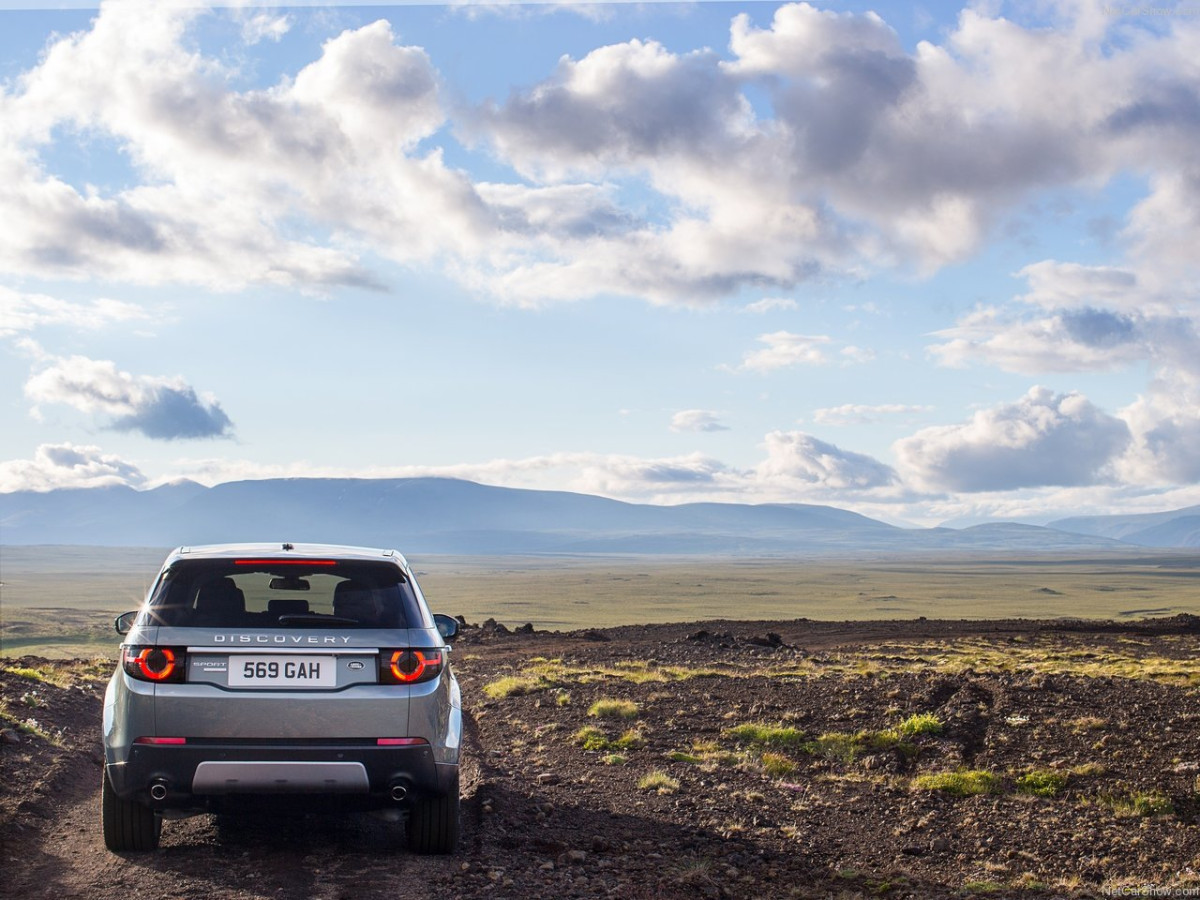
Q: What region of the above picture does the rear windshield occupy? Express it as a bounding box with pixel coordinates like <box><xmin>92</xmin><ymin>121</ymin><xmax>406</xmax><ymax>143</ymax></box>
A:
<box><xmin>143</xmin><ymin>559</ymin><xmax>426</xmax><ymax>629</ymax></box>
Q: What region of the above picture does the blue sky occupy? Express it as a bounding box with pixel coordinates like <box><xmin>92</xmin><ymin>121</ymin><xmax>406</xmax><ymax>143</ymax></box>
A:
<box><xmin>2</xmin><ymin>0</ymin><xmax>1199</xmax><ymax>526</ymax></box>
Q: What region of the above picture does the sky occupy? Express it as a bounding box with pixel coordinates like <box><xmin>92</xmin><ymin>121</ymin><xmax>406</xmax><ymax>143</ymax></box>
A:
<box><xmin>1</xmin><ymin>0</ymin><xmax>1199</xmax><ymax>527</ymax></box>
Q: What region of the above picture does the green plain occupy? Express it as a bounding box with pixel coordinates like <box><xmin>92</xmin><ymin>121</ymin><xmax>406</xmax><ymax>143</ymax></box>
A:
<box><xmin>2</xmin><ymin>546</ymin><xmax>1199</xmax><ymax>658</ymax></box>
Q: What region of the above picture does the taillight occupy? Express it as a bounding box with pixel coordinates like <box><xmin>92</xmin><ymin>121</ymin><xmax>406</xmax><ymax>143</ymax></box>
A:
<box><xmin>380</xmin><ymin>649</ymin><xmax>445</xmax><ymax>685</ymax></box>
<box><xmin>122</xmin><ymin>646</ymin><xmax>185</xmax><ymax>683</ymax></box>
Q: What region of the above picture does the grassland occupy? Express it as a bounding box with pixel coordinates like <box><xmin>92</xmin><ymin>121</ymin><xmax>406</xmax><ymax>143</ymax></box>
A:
<box><xmin>2</xmin><ymin>545</ymin><xmax>1199</xmax><ymax>657</ymax></box>
<box><xmin>1</xmin><ymin>547</ymin><xmax>166</xmax><ymax>657</ymax></box>
<box><xmin>413</xmin><ymin>551</ymin><xmax>1200</xmax><ymax>630</ymax></box>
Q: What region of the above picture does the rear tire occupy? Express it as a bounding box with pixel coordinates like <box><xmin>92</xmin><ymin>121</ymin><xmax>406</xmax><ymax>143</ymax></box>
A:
<box><xmin>406</xmin><ymin>776</ymin><xmax>459</xmax><ymax>854</ymax></box>
<box><xmin>102</xmin><ymin>770</ymin><xmax>161</xmax><ymax>852</ymax></box>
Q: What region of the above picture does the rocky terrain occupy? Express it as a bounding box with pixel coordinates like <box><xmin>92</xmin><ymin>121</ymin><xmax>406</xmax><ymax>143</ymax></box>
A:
<box><xmin>5</xmin><ymin>616</ymin><xmax>1200</xmax><ymax>899</ymax></box>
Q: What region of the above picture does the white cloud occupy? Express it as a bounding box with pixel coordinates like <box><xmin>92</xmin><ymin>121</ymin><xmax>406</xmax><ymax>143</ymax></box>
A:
<box><xmin>925</xmin><ymin>238</ymin><xmax>1200</xmax><ymax>491</ymax></box>
<box><xmin>725</xmin><ymin>3</ymin><xmax>905</xmax><ymax>80</ymax></box>
<box><xmin>25</xmin><ymin>354</ymin><xmax>234</xmax><ymax>440</ymax></box>
<box><xmin>1117</xmin><ymin>372</ymin><xmax>1200</xmax><ymax>486</ymax></box>
<box><xmin>0</xmin><ymin>6</ymin><xmax>469</xmax><ymax>289</ymax></box>
<box><xmin>742</xmin><ymin>297</ymin><xmax>797</xmax><ymax>314</ymax></box>
<box><xmin>1124</xmin><ymin>171</ymin><xmax>1200</xmax><ymax>281</ymax></box>
<box><xmin>929</xmin><ymin>305</ymin><xmax>1153</xmax><ymax>374</ymax></box>
<box><xmin>840</xmin><ymin>345</ymin><xmax>875</xmax><ymax>365</ymax></box>
<box><xmin>734</xmin><ymin>331</ymin><xmax>831</xmax><ymax>372</ymax></box>
<box><xmin>3</xmin><ymin>2</ymin><xmax>1200</xmax><ymax>307</ymax></box>
<box><xmin>894</xmin><ymin>481</ymin><xmax>1200</xmax><ymax>530</ymax></box>
<box><xmin>894</xmin><ymin>387</ymin><xmax>1131</xmax><ymax>492</ymax></box>
<box><xmin>670</xmin><ymin>409</ymin><xmax>729</xmax><ymax>433</ymax></box>
<box><xmin>471</xmin><ymin>0</ymin><xmax>1200</xmax><ymax>294</ymax></box>
<box><xmin>569</xmin><ymin>452</ymin><xmax>736</xmax><ymax>498</ymax></box>
<box><xmin>754</xmin><ymin>431</ymin><xmax>898</xmax><ymax>490</ymax></box>
<box><xmin>928</xmin><ymin>255</ymin><xmax>1200</xmax><ymax>376</ymax></box>
<box><xmin>1015</xmin><ymin>261</ymin><xmax>1143</xmax><ymax>313</ymax></box>
<box><xmin>0</xmin><ymin>442</ymin><xmax>146</xmax><ymax>492</ymax></box>
<box><xmin>814</xmin><ymin>403</ymin><xmax>932</xmax><ymax>426</ymax></box>
<box><xmin>237</xmin><ymin>11</ymin><xmax>291</xmax><ymax>45</ymax></box>
<box><xmin>0</xmin><ymin>287</ymin><xmax>148</xmax><ymax>338</ymax></box>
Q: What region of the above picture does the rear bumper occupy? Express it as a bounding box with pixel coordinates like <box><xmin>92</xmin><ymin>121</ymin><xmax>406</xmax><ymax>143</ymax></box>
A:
<box><xmin>107</xmin><ymin>739</ymin><xmax>457</xmax><ymax>810</ymax></box>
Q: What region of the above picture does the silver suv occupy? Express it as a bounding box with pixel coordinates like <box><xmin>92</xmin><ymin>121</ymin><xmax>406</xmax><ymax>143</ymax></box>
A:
<box><xmin>102</xmin><ymin>543</ymin><xmax>461</xmax><ymax>854</ymax></box>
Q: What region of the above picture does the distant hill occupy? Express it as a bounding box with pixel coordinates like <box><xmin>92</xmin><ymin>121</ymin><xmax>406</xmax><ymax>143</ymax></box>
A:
<box><xmin>0</xmin><ymin>476</ymin><xmax>1151</xmax><ymax>554</ymax></box>
<box><xmin>1050</xmin><ymin>506</ymin><xmax>1200</xmax><ymax>548</ymax></box>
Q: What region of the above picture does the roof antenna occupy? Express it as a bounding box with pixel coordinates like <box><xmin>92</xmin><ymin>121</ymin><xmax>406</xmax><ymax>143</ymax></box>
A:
<box><xmin>282</xmin><ymin>543</ymin><xmax>294</xmax><ymax>551</ymax></box>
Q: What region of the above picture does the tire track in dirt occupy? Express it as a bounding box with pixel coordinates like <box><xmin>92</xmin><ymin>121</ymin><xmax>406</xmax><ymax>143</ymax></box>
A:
<box><xmin>0</xmin><ymin>686</ymin><xmax>472</xmax><ymax>899</ymax></box>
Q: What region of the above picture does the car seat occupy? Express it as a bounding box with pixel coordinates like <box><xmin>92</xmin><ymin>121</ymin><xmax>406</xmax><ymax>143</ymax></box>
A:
<box><xmin>192</xmin><ymin>577</ymin><xmax>246</xmax><ymax>626</ymax></box>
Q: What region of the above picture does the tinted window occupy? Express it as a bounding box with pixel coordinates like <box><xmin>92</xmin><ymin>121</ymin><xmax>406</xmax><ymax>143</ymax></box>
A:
<box><xmin>144</xmin><ymin>559</ymin><xmax>424</xmax><ymax>628</ymax></box>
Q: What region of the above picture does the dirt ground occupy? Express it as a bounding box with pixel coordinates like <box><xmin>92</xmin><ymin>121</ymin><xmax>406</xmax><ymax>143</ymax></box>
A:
<box><xmin>5</xmin><ymin>616</ymin><xmax>1200</xmax><ymax>899</ymax></box>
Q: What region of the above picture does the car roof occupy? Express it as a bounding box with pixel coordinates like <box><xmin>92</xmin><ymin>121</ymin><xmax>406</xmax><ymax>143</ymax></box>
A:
<box><xmin>165</xmin><ymin>543</ymin><xmax>409</xmax><ymax>568</ymax></box>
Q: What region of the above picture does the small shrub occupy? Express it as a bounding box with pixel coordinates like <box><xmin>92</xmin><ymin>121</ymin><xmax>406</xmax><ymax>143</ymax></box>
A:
<box><xmin>806</xmin><ymin>732</ymin><xmax>861</xmax><ymax>763</ymax></box>
<box><xmin>483</xmin><ymin>659</ymin><xmax>570</xmax><ymax>698</ymax></box>
<box><xmin>483</xmin><ymin>675</ymin><xmax>544</xmax><ymax>699</ymax></box>
<box><xmin>638</xmin><ymin>770</ymin><xmax>680</xmax><ymax>795</ymax></box>
<box><xmin>671</xmin><ymin>858</ymin><xmax>716</xmax><ymax>887</ymax></box>
<box><xmin>667</xmin><ymin>751</ymin><xmax>703</xmax><ymax>764</ymax></box>
<box><xmin>555</xmin><ymin>691</ymin><xmax>572</xmax><ymax>707</ymax></box>
<box><xmin>894</xmin><ymin>713</ymin><xmax>943</xmax><ymax>737</ymax></box>
<box><xmin>613</xmin><ymin>728</ymin><xmax>646</xmax><ymax>750</ymax></box>
<box><xmin>1099</xmin><ymin>791</ymin><xmax>1174</xmax><ymax>818</ymax></box>
<box><xmin>725</xmin><ymin>723</ymin><xmax>807</xmax><ymax>749</ymax></box>
<box><xmin>805</xmin><ymin>729</ymin><xmax>916</xmax><ymax>763</ymax></box>
<box><xmin>1016</xmin><ymin>770</ymin><xmax>1067</xmax><ymax>798</ymax></box>
<box><xmin>912</xmin><ymin>770</ymin><xmax>1003</xmax><ymax>797</ymax></box>
<box><xmin>601</xmin><ymin>753</ymin><xmax>628</xmax><ymax>766</ymax></box>
<box><xmin>575</xmin><ymin>725</ymin><xmax>644</xmax><ymax>752</ymax></box>
<box><xmin>573</xmin><ymin>726</ymin><xmax>612</xmax><ymax>751</ymax></box>
<box><xmin>761</xmin><ymin>752</ymin><xmax>797</xmax><ymax>779</ymax></box>
<box><xmin>589</xmin><ymin>699</ymin><xmax>639</xmax><ymax>719</ymax></box>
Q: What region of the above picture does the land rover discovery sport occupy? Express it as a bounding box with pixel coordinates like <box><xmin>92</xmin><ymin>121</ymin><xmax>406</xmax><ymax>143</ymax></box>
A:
<box><xmin>102</xmin><ymin>543</ymin><xmax>461</xmax><ymax>853</ymax></box>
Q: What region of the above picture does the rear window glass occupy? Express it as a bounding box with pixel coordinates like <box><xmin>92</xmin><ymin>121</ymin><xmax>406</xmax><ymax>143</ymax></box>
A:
<box><xmin>143</xmin><ymin>559</ymin><xmax>425</xmax><ymax>629</ymax></box>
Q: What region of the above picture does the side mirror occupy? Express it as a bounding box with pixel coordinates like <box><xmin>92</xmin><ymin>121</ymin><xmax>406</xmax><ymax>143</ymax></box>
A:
<box><xmin>114</xmin><ymin>610</ymin><xmax>139</xmax><ymax>635</ymax></box>
<box><xmin>433</xmin><ymin>613</ymin><xmax>459</xmax><ymax>641</ymax></box>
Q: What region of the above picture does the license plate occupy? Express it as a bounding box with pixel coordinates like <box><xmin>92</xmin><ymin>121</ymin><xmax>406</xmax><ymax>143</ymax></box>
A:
<box><xmin>226</xmin><ymin>655</ymin><xmax>336</xmax><ymax>688</ymax></box>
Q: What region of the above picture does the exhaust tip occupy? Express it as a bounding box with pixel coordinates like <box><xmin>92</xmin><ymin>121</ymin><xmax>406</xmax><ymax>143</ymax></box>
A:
<box><xmin>149</xmin><ymin>782</ymin><xmax>168</xmax><ymax>801</ymax></box>
<box><xmin>390</xmin><ymin>783</ymin><xmax>408</xmax><ymax>802</ymax></box>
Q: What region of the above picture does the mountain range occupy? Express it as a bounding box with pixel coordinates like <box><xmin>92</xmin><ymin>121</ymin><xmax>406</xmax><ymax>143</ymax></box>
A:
<box><xmin>1</xmin><ymin>477</ymin><xmax>1196</xmax><ymax>554</ymax></box>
